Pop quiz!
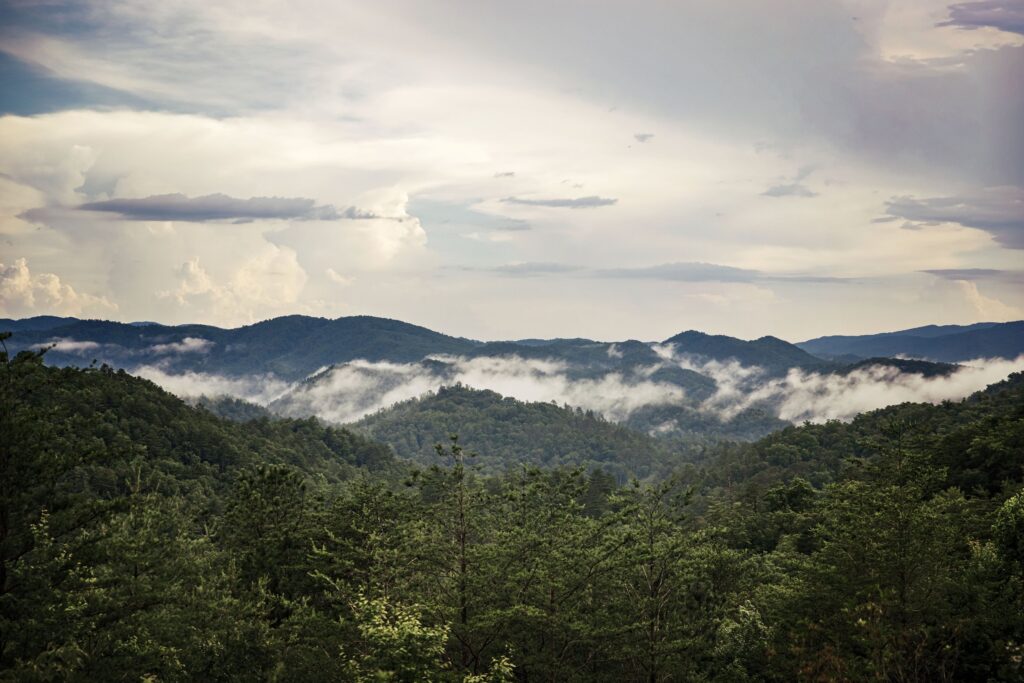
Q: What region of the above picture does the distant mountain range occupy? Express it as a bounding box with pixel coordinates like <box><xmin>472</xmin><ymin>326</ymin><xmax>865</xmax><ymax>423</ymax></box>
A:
<box><xmin>798</xmin><ymin>321</ymin><xmax>1024</xmax><ymax>362</ymax></box>
<box><xmin>3</xmin><ymin>314</ymin><xmax>1018</xmax><ymax>444</ymax></box>
<box><xmin>7</xmin><ymin>314</ymin><xmax>1002</xmax><ymax>379</ymax></box>
<box><xmin>1</xmin><ymin>315</ymin><xmax>478</xmax><ymax>381</ymax></box>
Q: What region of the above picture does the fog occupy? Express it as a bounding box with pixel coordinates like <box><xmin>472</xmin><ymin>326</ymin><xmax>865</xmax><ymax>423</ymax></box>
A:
<box><xmin>134</xmin><ymin>348</ymin><xmax>1024</xmax><ymax>429</ymax></box>
<box><xmin>273</xmin><ymin>355</ymin><xmax>689</xmax><ymax>424</ymax></box>
<box><xmin>657</xmin><ymin>347</ymin><xmax>1024</xmax><ymax>423</ymax></box>
<box><xmin>134</xmin><ymin>365</ymin><xmax>291</xmax><ymax>405</ymax></box>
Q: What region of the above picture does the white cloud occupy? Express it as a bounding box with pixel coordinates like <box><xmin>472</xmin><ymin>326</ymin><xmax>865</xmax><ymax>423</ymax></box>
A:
<box><xmin>149</xmin><ymin>336</ymin><xmax>214</xmax><ymax>354</ymax></box>
<box><xmin>157</xmin><ymin>245</ymin><xmax>309</xmax><ymax>326</ymax></box>
<box><xmin>35</xmin><ymin>338</ymin><xmax>102</xmax><ymax>353</ymax></box>
<box><xmin>134</xmin><ymin>365</ymin><xmax>291</xmax><ymax>404</ymax></box>
<box><xmin>256</xmin><ymin>354</ymin><xmax>690</xmax><ymax>423</ymax></box>
<box><xmin>657</xmin><ymin>344</ymin><xmax>1024</xmax><ymax>423</ymax></box>
<box><xmin>953</xmin><ymin>279</ymin><xmax>1024</xmax><ymax>319</ymax></box>
<box><xmin>0</xmin><ymin>257</ymin><xmax>117</xmax><ymax>317</ymax></box>
<box><xmin>133</xmin><ymin>346</ymin><xmax>1024</xmax><ymax>432</ymax></box>
<box><xmin>0</xmin><ymin>1</ymin><xmax>1020</xmax><ymax>337</ymax></box>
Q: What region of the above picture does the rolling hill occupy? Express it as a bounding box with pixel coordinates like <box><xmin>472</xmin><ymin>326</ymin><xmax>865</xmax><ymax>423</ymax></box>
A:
<box><xmin>799</xmin><ymin>320</ymin><xmax>1024</xmax><ymax>362</ymax></box>
<box><xmin>351</xmin><ymin>384</ymin><xmax>687</xmax><ymax>480</ymax></box>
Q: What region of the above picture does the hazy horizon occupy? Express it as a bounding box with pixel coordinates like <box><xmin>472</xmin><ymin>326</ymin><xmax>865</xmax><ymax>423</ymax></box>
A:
<box><xmin>4</xmin><ymin>310</ymin><xmax>1021</xmax><ymax>346</ymax></box>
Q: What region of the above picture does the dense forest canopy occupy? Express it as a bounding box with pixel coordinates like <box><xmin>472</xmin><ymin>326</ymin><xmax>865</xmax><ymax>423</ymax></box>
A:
<box><xmin>3</xmin><ymin>333</ymin><xmax>1024</xmax><ymax>681</ymax></box>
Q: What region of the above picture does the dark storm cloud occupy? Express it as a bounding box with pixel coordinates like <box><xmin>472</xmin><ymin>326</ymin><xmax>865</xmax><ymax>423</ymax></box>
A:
<box><xmin>78</xmin><ymin>193</ymin><xmax>352</xmax><ymax>222</ymax></box>
<box><xmin>939</xmin><ymin>1</ymin><xmax>1024</xmax><ymax>35</ymax></box>
<box><xmin>501</xmin><ymin>195</ymin><xmax>618</xmax><ymax>208</ymax></box>
<box><xmin>886</xmin><ymin>187</ymin><xmax>1024</xmax><ymax>248</ymax></box>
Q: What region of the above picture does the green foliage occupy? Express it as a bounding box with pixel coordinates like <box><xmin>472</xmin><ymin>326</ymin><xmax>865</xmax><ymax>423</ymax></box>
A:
<box><xmin>341</xmin><ymin>594</ymin><xmax>450</xmax><ymax>682</ymax></box>
<box><xmin>355</xmin><ymin>384</ymin><xmax>689</xmax><ymax>481</ymax></box>
<box><xmin>2</xmin><ymin>337</ymin><xmax>1023</xmax><ymax>681</ymax></box>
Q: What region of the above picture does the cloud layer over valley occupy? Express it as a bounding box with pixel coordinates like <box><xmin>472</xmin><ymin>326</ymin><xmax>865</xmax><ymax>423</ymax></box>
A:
<box><xmin>133</xmin><ymin>348</ymin><xmax>1024</xmax><ymax>434</ymax></box>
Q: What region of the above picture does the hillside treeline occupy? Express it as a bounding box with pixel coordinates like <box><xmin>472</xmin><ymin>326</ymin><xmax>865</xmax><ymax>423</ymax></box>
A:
<box><xmin>2</xmin><ymin>338</ymin><xmax>1023</xmax><ymax>681</ymax></box>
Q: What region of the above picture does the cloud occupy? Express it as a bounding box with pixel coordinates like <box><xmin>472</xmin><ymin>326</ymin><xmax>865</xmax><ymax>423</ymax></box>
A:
<box><xmin>951</xmin><ymin>279</ymin><xmax>1024</xmax><ymax>319</ymax></box>
<box><xmin>0</xmin><ymin>257</ymin><xmax>117</xmax><ymax>317</ymax></box>
<box><xmin>657</xmin><ymin>344</ymin><xmax>1024</xmax><ymax>423</ymax></box>
<box><xmin>149</xmin><ymin>336</ymin><xmax>213</xmax><ymax>354</ymax></box>
<box><xmin>410</xmin><ymin>198</ymin><xmax>531</xmax><ymax>233</ymax></box>
<box><xmin>770</xmin><ymin>357</ymin><xmax>1024</xmax><ymax>422</ymax></box>
<box><xmin>633</xmin><ymin>133</ymin><xmax>654</xmax><ymax>143</ymax></box>
<box><xmin>592</xmin><ymin>262</ymin><xmax>847</xmax><ymax>284</ymax></box>
<box><xmin>79</xmin><ymin>193</ymin><xmax>342</xmax><ymax>222</ymax></box>
<box><xmin>325</xmin><ymin>268</ymin><xmax>354</xmax><ymax>286</ymax></box>
<box><xmin>272</xmin><ymin>355</ymin><xmax>689</xmax><ymax>424</ymax></box>
<box><xmin>35</xmin><ymin>338</ymin><xmax>101</xmax><ymax>354</ymax></box>
<box><xmin>0</xmin><ymin>4</ymin><xmax>1020</xmax><ymax>338</ymax></box>
<box><xmin>501</xmin><ymin>195</ymin><xmax>618</xmax><ymax>208</ymax></box>
<box><xmin>337</xmin><ymin>206</ymin><xmax>383</xmax><ymax>220</ymax></box>
<box><xmin>923</xmin><ymin>267</ymin><xmax>1024</xmax><ymax>283</ymax></box>
<box><xmin>493</xmin><ymin>222</ymin><xmax>531</xmax><ymax>232</ymax></box>
<box><xmin>939</xmin><ymin>1</ymin><xmax>1024</xmax><ymax>35</ymax></box>
<box><xmin>137</xmin><ymin>345</ymin><xmax>1024</xmax><ymax>431</ymax></box>
<box><xmin>762</xmin><ymin>183</ymin><xmax>818</xmax><ymax>198</ymax></box>
<box><xmin>158</xmin><ymin>246</ymin><xmax>309</xmax><ymax>325</ymax></box>
<box><xmin>596</xmin><ymin>262</ymin><xmax>759</xmax><ymax>282</ymax></box>
<box><xmin>452</xmin><ymin>261</ymin><xmax>849</xmax><ymax>285</ymax></box>
<box><xmin>135</xmin><ymin>365</ymin><xmax>291</xmax><ymax>404</ymax></box>
<box><xmin>886</xmin><ymin>186</ymin><xmax>1024</xmax><ymax>248</ymax></box>
<box><xmin>486</xmin><ymin>262</ymin><xmax>584</xmax><ymax>277</ymax></box>
<box><xmin>270</xmin><ymin>360</ymin><xmax>445</xmax><ymax>423</ymax></box>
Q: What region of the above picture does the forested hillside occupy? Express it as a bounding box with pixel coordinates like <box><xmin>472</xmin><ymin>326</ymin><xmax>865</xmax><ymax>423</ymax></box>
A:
<box><xmin>3</xmin><ymin>338</ymin><xmax>1023</xmax><ymax>681</ymax></box>
<box><xmin>799</xmin><ymin>320</ymin><xmax>1024</xmax><ymax>362</ymax></box>
<box><xmin>4</xmin><ymin>315</ymin><xmax>481</xmax><ymax>381</ymax></box>
<box><xmin>353</xmin><ymin>384</ymin><xmax>686</xmax><ymax>480</ymax></box>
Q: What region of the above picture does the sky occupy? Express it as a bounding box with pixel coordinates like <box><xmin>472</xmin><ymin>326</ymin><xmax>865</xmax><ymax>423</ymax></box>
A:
<box><xmin>0</xmin><ymin>0</ymin><xmax>1022</xmax><ymax>342</ymax></box>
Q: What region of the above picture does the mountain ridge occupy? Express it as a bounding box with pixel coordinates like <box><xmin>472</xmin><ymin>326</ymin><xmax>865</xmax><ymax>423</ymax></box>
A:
<box><xmin>799</xmin><ymin>320</ymin><xmax>1024</xmax><ymax>362</ymax></box>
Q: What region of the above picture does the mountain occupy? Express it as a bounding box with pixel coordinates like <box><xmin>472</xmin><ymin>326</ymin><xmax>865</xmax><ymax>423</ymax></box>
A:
<box><xmin>5</xmin><ymin>348</ymin><xmax>400</xmax><ymax>489</ymax></box>
<box><xmin>192</xmin><ymin>394</ymin><xmax>274</xmax><ymax>422</ymax></box>
<box><xmin>6</xmin><ymin>332</ymin><xmax>1023</xmax><ymax>682</ymax></box>
<box><xmin>0</xmin><ymin>315</ymin><xmax>80</xmax><ymax>332</ymax></box>
<box><xmin>4</xmin><ymin>314</ymin><xmax>481</xmax><ymax>381</ymax></box>
<box><xmin>352</xmin><ymin>384</ymin><xmax>686</xmax><ymax>481</ymax></box>
<box><xmin>5</xmin><ymin>316</ymin><xmax>843</xmax><ymax>385</ymax></box>
<box><xmin>662</xmin><ymin>330</ymin><xmax>833</xmax><ymax>374</ymax></box>
<box><xmin>690</xmin><ymin>370</ymin><xmax>1024</xmax><ymax>498</ymax></box>
<box><xmin>799</xmin><ymin>320</ymin><xmax>1024</xmax><ymax>362</ymax></box>
<box><xmin>1</xmin><ymin>315</ymin><xmax>1000</xmax><ymax>449</ymax></box>
<box><xmin>837</xmin><ymin>357</ymin><xmax>958</xmax><ymax>378</ymax></box>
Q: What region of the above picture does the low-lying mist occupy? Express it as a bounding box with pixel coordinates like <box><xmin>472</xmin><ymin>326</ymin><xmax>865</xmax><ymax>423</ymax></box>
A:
<box><xmin>272</xmin><ymin>355</ymin><xmax>689</xmax><ymax>424</ymax></box>
<box><xmin>666</xmin><ymin>352</ymin><xmax>1024</xmax><ymax>423</ymax></box>
<box><xmin>134</xmin><ymin>347</ymin><xmax>1024</xmax><ymax>433</ymax></box>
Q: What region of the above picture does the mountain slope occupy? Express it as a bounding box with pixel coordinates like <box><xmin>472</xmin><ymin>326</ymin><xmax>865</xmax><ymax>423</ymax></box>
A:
<box><xmin>690</xmin><ymin>371</ymin><xmax>1024</xmax><ymax>497</ymax></box>
<box><xmin>4</xmin><ymin>315</ymin><xmax>481</xmax><ymax>380</ymax></box>
<box><xmin>352</xmin><ymin>384</ymin><xmax>688</xmax><ymax>480</ymax></box>
<box><xmin>6</xmin><ymin>346</ymin><xmax>400</xmax><ymax>485</ymax></box>
<box><xmin>662</xmin><ymin>330</ymin><xmax>833</xmax><ymax>373</ymax></box>
<box><xmin>799</xmin><ymin>320</ymin><xmax>1024</xmax><ymax>362</ymax></box>
<box><xmin>0</xmin><ymin>315</ymin><xmax>80</xmax><ymax>332</ymax></box>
